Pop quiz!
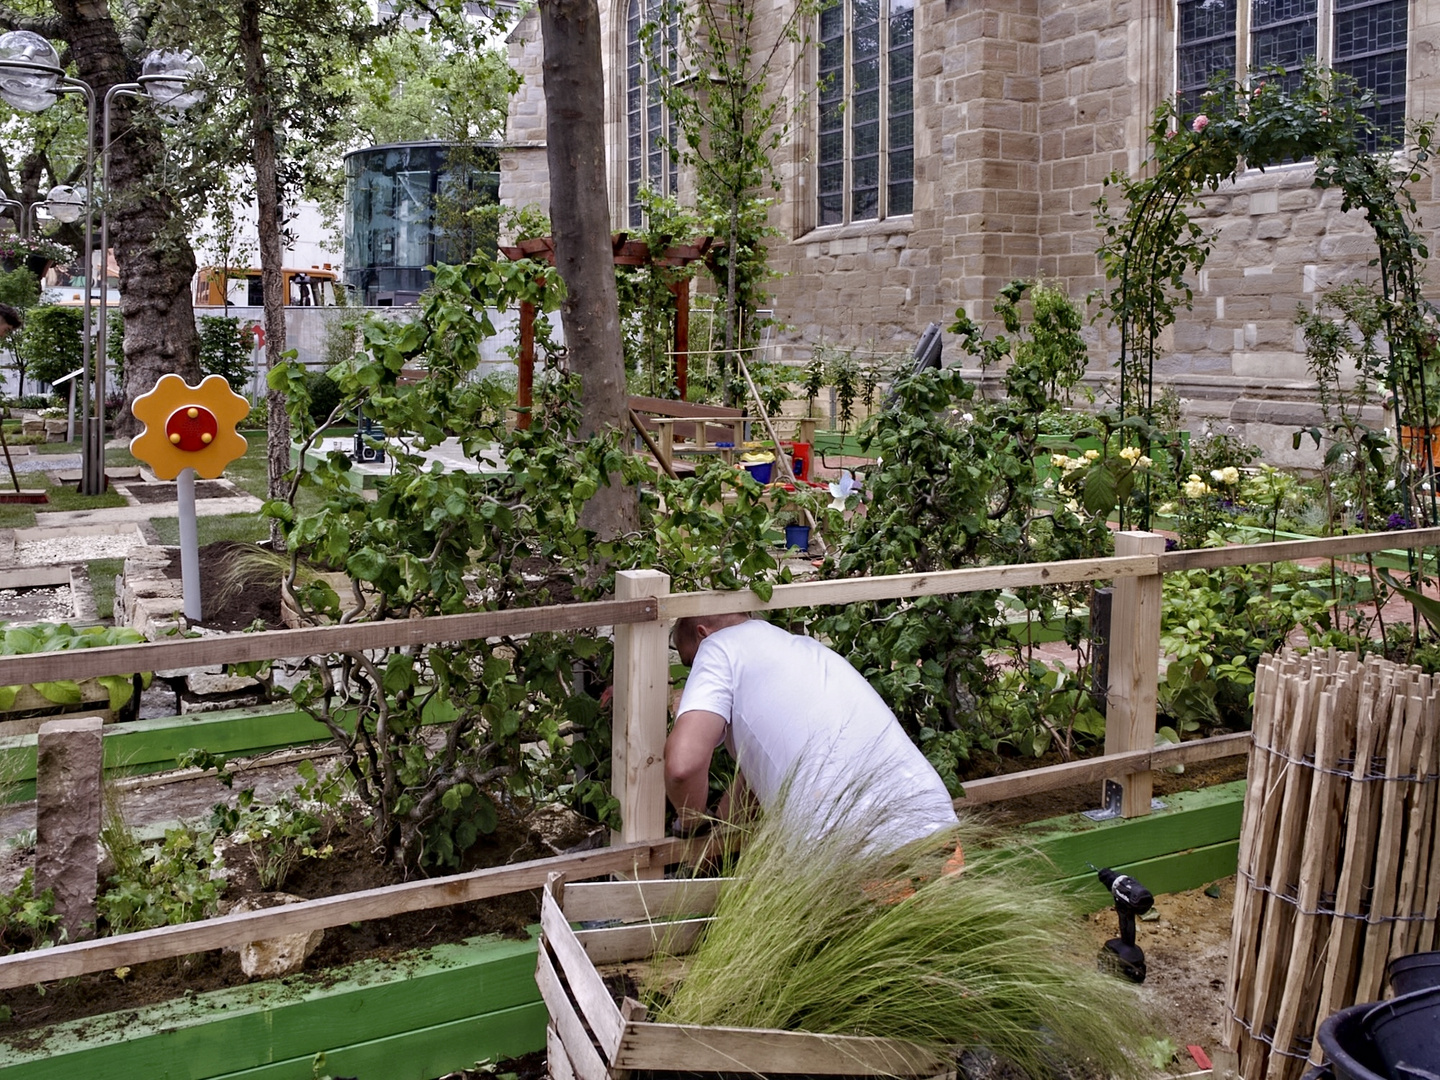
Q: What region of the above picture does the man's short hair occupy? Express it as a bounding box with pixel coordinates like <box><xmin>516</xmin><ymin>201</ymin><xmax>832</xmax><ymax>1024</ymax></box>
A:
<box><xmin>0</xmin><ymin>303</ymin><xmax>24</xmax><ymax>332</ymax></box>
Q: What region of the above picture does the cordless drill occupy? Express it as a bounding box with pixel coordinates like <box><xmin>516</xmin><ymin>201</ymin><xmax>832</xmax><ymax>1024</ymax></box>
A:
<box><xmin>1095</xmin><ymin>866</ymin><xmax>1153</xmax><ymax>984</ymax></box>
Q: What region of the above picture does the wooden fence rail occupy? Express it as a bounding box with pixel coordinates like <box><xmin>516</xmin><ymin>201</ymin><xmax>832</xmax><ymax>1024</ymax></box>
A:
<box><xmin>1</xmin><ymin>526</ymin><xmax>1434</xmax><ymax>988</ymax></box>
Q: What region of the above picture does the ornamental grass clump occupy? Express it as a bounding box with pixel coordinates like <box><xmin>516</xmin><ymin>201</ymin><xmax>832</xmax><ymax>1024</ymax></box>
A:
<box><xmin>653</xmin><ymin>785</ymin><xmax>1154</xmax><ymax>1079</ymax></box>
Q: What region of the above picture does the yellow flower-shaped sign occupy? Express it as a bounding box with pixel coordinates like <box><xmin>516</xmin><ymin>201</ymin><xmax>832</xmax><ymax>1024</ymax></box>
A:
<box><xmin>130</xmin><ymin>374</ymin><xmax>250</xmax><ymax>480</ymax></box>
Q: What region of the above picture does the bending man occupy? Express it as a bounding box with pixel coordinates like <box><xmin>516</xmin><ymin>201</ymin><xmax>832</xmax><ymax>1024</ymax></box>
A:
<box><xmin>666</xmin><ymin>613</ymin><xmax>959</xmax><ymax>852</ymax></box>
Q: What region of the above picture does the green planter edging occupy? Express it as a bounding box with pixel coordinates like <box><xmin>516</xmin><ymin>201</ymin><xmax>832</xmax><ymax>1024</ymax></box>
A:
<box><xmin>0</xmin><ymin>782</ymin><xmax>1244</xmax><ymax>1077</ymax></box>
<box><xmin>0</xmin><ymin>932</ymin><xmax>547</xmax><ymax>1080</ymax></box>
<box><xmin>1016</xmin><ymin>779</ymin><xmax>1245</xmax><ymax>912</ymax></box>
<box><xmin>0</xmin><ymin>696</ymin><xmax>462</xmax><ymax>803</ymax></box>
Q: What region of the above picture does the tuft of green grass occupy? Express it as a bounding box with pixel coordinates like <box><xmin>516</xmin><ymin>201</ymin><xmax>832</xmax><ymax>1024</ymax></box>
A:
<box><xmin>653</xmin><ymin>781</ymin><xmax>1155</xmax><ymax>1079</ymax></box>
<box><xmin>88</xmin><ymin>558</ymin><xmax>125</xmax><ymax>624</ymax></box>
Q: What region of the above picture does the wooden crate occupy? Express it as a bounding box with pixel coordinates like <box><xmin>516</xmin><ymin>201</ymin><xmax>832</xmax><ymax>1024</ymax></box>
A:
<box><xmin>538</xmin><ymin>873</ymin><xmax>950</xmax><ymax>1080</ymax></box>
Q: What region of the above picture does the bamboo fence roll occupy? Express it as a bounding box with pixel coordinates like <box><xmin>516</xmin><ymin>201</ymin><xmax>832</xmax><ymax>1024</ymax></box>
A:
<box><xmin>1224</xmin><ymin>650</ymin><xmax>1440</xmax><ymax>1080</ymax></box>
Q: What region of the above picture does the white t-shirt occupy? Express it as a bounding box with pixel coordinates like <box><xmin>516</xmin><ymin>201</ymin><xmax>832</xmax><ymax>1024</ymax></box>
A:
<box><xmin>675</xmin><ymin>620</ymin><xmax>959</xmax><ymax>850</ymax></box>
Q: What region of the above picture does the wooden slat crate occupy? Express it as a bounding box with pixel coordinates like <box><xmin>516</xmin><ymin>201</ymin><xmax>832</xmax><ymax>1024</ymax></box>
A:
<box><xmin>538</xmin><ymin>873</ymin><xmax>951</xmax><ymax>1080</ymax></box>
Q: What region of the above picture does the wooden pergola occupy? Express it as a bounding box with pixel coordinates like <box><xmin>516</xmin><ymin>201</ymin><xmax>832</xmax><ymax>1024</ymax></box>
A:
<box><xmin>499</xmin><ymin>233</ymin><xmax>713</xmax><ymax>427</ymax></box>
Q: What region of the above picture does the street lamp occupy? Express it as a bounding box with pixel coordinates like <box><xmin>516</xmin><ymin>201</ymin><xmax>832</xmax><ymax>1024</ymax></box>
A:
<box><xmin>97</xmin><ymin>49</ymin><xmax>206</xmax><ymax>489</ymax></box>
<box><xmin>0</xmin><ymin>30</ymin><xmax>97</xmax><ymax>491</ymax></box>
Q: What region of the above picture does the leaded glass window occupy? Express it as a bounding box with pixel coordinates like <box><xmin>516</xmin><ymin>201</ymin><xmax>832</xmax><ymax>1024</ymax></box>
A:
<box><xmin>816</xmin><ymin>0</ymin><xmax>914</xmax><ymax>228</ymax></box>
<box><xmin>626</xmin><ymin>0</ymin><xmax>678</xmax><ymax>229</ymax></box>
<box><xmin>1175</xmin><ymin>0</ymin><xmax>1407</xmax><ymax>147</ymax></box>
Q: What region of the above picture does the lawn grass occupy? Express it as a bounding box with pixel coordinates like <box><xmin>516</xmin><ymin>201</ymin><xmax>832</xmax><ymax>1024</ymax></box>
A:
<box><xmin>149</xmin><ymin>512</ymin><xmax>271</xmax><ymax>548</ymax></box>
<box><xmin>89</xmin><ymin>557</ymin><xmax>125</xmax><ymax>623</ymax></box>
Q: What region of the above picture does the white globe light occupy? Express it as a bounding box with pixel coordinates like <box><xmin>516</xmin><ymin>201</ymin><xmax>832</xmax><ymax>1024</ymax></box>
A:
<box><xmin>0</xmin><ymin>31</ymin><xmax>60</xmax><ymax>113</ymax></box>
<box><xmin>140</xmin><ymin>49</ymin><xmax>206</xmax><ymax>116</ymax></box>
<box><xmin>44</xmin><ymin>184</ymin><xmax>85</xmax><ymax>224</ymax></box>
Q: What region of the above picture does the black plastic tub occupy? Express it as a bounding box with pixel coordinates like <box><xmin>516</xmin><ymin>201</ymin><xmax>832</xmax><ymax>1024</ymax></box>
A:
<box><xmin>1366</xmin><ymin>986</ymin><xmax>1440</xmax><ymax>1076</ymax></box>
<box><xmin>1317</xmin><ymin>1002</ymin><xmax>1388</xmax><ymax>1080</ymax></box>
<box><xmin>1388</xmin><ymin>951</ymin><xmax>1440</xmax><ymax>997</ymax></box>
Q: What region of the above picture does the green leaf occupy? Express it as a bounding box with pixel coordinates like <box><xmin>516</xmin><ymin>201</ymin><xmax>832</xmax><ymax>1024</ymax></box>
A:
<box><xmin>97</xmin><ymin>674</ymin><xmax>135</xmax><ymax>711</ymax></box>
<box><xmin>32</xmin><ymin>680</ymin><xmax>81</xmax><ymax>706</ymax></box>
<box><xmin>1082</xmin><ymin>464</ymin><xmax>1118</xmax><ymax>516</ymax></box>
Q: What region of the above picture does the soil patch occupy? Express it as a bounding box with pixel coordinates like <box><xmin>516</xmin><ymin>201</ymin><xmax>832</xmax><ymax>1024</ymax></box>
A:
<box><xmin>0</xmin><ymin>803</ymin><xmax>563</xmax><ymax>1036</ymax></box>
<box><xmin>1081</xmin><ymin>876</ymin><xmax>1236</xmax><ymax>1071</ymax></box>
<box><xmin>124</xmin><ymin>480</ymin><xmax>242</xmax><ymax>504</ymax></box>
<box><xmin>161</xmin><ymin>539</ymin><xmax>285</xmax><ymax>632</ymax></box>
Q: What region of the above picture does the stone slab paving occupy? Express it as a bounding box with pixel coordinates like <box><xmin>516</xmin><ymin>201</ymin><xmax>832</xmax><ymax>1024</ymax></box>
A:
<box><xmin>32</xmin><ymin>496</ymin><xmax>264</xmax><ymax>528</ymax></box>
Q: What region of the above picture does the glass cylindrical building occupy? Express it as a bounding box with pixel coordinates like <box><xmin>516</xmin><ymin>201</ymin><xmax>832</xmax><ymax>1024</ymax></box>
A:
<box><xmin>342</xmin><ymin>141</ymin><xmax>500</xmax><ymax>306</ymax></box>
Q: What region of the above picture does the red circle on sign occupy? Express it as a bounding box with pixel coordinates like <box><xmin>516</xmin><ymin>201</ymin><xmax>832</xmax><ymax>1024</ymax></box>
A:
<box><xmin>165</xmin><ymin>406</ymin><xmax>219</xmax><ymax>452</ymax></box>
<box><xmin>251</xmin><ymin>324</ymin><xmax>265</xmax><ymax>349</ymax></box>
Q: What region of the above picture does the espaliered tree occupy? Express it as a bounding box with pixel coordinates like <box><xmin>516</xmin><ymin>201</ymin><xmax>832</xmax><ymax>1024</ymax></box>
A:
<box><xmin>1095</xmin><ymin>66</ymin><xmax>1436</xmax><ymax>525</ymax></box>
<box><xmin>648</xmin><ymin>0</ymin><xmax>821</xmax><ymax>397</ymax></box>
<box><xmin>0</xmin><ymin>3</ymin><xmax>203</xmax><ymax>426</ymax></box>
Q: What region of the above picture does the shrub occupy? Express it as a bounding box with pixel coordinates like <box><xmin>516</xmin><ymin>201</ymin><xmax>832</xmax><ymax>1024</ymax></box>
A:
<box><xmin>303</xmin><ymin>369</ymin><xmax>345</xmax><ymax>425</ymax></box>
<box><xmin>198</xmin><ymin>315</ymin><xmax>254</xmax><ymax>393</ymax></box>
<box><xmin>17</xmin><ymin>305</ymin><xmax>83</xmax><ymax>389</ymax></box>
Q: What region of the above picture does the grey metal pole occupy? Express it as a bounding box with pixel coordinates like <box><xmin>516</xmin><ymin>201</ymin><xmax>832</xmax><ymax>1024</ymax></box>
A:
<box><xmin>90</xmin><ymin>82</ymin><xmax>140</xmax><ymax>497</ymax></box>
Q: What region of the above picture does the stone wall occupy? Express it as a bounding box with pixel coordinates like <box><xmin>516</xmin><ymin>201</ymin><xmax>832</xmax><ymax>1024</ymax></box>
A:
<box><xmin>501</xmin><ymin>8</ymin><xmax>551</xmax><ymax>222</ymax></box>
<box><xmin>501</xmin><ymin>0</ymin><xmax>1440</xmax><ymax>464</ymax></box>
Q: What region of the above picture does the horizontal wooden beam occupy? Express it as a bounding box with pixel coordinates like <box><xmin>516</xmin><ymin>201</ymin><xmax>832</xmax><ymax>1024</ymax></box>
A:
<box><xmin>0</xmin><ymin>837</ymin><xmax>689</xmax><ymax>991</ymax></box>
<box><xmin>659</xmin><ymin>555</ymin><xmax>1161</xmax><ymax>618</ymax></box>
<box><xmin>956</xmin><ymin>732</ymin><xmax>1251</xmax><ymax>806</ymax></box>
<box><xmin>0</xmin><ymin>597</ymin><xmax>659</xmax><ymax>685</ymax></box>
<box><xmin>1158</xmin><ymin>526</ymin><xmax>1440</xmax><ymax>572</ymax></box>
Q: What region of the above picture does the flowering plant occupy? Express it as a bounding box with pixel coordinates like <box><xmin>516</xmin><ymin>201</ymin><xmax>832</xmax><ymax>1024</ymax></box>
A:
<box><xmin>0</xmin><ymin>236</ymin><xmax>75</xmax><ymax>266</ymax></box>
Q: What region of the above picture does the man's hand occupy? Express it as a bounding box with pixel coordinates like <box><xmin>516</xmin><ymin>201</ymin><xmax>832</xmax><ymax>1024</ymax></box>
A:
<box><xmin>665</xmin><ymin>709</ymin><xmax>726</xmax><ymax>833</ymax></box>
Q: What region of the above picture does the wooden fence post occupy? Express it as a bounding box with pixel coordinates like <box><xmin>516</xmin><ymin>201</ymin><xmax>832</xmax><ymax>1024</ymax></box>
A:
<box><xmin>35</xmin><ymin>717</ymin><xmax>104</xmax><ymax>941</ymax></box>
<box><xmin>1104</xmin><ymin>531</ymin><xmax>1166</xmax><ymax>818</ymax></box>
<box><xmin>613</xmin><ymin>570</ymin><xmax>672</xmax><ymax>876</ymax></box>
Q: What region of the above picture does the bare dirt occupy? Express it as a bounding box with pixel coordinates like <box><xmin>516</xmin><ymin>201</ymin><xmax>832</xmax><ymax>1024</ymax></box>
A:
<box><xmin>1081</xmin><ymin>877</ymin><xmax>1236</xmax><ymax>1073</ymax></box>
<box><xmin>161</xmin><ymin>539</ymin><xmax>285</xmax><ymax>631</ymax></box>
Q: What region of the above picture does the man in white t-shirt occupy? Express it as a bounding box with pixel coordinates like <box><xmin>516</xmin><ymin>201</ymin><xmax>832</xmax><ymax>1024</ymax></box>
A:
<box><xmin>666</xmin><ymin>613</ymin><xmax>960</xmax><ymax>853</ymax></box>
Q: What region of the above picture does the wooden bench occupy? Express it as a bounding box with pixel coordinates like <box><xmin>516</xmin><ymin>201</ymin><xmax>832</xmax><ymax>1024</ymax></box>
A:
<box><xmin>627</xmin><ymin>396</ymin><xmax>747</xmax><ymax>476</ymax></box>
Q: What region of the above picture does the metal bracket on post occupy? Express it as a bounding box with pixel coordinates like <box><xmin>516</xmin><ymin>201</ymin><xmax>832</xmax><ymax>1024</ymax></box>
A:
<box><xmin>1084</xmin><ymin>780</ymin><xmax>1166</xmax><ymax>822</ymax></box>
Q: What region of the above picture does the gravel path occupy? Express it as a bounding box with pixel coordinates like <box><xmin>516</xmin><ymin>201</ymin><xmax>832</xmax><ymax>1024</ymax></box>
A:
<box><xmin>4</xmin><ymin>454</ymin><xmax>79</xmax><ymax>474</ymax></box>
<box><xmin>12</xmin><ymin>533</ymin><xmax>145</xmax><ymax>563</ymax></box>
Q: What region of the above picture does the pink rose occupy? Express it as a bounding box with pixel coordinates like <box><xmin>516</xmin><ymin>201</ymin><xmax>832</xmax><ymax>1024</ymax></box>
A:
<box><xmin>1165</xmin><ymin>128</ymin><xmax>1177</xmax><ymax>140</ymax></box>
<box><xmin>1191</xmin><ymin>114</ymin><xmax>1209</xmax><ymax>133</ymax></box>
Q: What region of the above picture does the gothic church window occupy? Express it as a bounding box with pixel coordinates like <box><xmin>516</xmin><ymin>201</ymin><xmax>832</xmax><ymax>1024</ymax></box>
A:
<box><xmin>817</xmin><ymin>0</ymin><xmax>913</xmax><ymax>227</ymax></box>
<box><xmin>1177</xmin><ymin>0</ymin><xmax>1408</xmax><ymax>149</ymax></box>
<box><xmin>627</xmin><ymin>0</ymin><xmax>678</xmax><ymax>228</ymax></box>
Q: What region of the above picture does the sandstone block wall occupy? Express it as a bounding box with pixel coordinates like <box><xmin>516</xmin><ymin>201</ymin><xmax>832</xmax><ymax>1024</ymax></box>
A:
<box><xmin>502</xmin><ymin>0</ymin><xmax>1440</xmax><ymax>462</ymax></box>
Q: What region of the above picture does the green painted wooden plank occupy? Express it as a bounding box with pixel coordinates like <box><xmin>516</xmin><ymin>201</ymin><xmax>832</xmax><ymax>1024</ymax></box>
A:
<box><xmin>1020</xmin><ymin>780</ymin><xmax>1244</xmax><ymax>882</ymax></box>
<box><xmin>211</xmin><ymin>1000</ymin><xmax>549</xmax><ymax>1080</ymax></box>
<box><xmin>0</xmin><ymin>933</ymin><xmax>541</xmax><ymax>1078</ymax></box>
<box><xmin>1059</xmin><ymin>839</ymin><xmax>1241</xmax><ymax>913</ymax></box>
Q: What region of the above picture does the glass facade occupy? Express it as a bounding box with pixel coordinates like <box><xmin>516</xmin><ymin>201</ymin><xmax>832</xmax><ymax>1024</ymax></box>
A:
<box><xmin>342</xmin><ymin>142</ymin><xmax>500</xmax><ymax>305</ymax></box>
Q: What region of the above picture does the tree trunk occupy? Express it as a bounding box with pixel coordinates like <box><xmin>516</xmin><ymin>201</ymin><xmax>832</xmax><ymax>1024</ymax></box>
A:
<box><xmin>238</xmin><ymin>0</ymin><xmax>291</xmax><ymax>548</ymax></box>
<box><xmin>538</xmin><ymin>0</ymin><xmax>636</xmax><ymax>539</ymax></box>
<box><xmin>51</xmin><ymin>0</ymin><xmax>202</xmax><ymax>437</ymax></box>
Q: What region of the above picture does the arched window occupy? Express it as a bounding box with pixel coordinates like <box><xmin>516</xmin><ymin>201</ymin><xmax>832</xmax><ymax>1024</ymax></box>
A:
<box><xmin>627</xmin><ymin>0</ymin><xmax>678</xmax><ymax>228</ymax></box>
<box><xmin>817</xmin><ymin>0</ymin><xmax>913</xmax><ymax>227</ymax></box>
<box><xmin>1177</xmin><ymin>0</ymin><xmax>1407</xmax><ymax>149</ymax></box>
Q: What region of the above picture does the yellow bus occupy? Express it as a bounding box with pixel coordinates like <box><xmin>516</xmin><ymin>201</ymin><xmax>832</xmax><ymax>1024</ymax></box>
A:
<box><xmin>194</xmin><ymin>266</ymin><xmax>343</xmax><ymax>307</ymax></box>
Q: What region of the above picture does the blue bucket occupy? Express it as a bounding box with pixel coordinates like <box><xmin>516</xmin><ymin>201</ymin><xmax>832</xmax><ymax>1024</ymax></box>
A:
<box><xmin>744</xmin><ymin>461</ymin><xmax>773</xmax><ymax>484</ymax></box>
<box><xmin>784</xmin><ymin>524</ymin><xmax>811</xmax><ymax>553</ymax></box>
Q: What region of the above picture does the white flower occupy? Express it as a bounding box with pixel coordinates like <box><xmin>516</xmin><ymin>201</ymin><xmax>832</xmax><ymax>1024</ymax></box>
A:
<box><xmin>1137</xmin><ymin>455</ymin><xmax>1154</xmax><ymax>470</ymax></box>
<box><xmin>1184</xmin><ymin>478</ymin><xmax>1210</xmax><ymax>498</ymax></box>
<box><xmin>1065</xmin><ymin>499</ymin><xmax>1081</xmax><ymax>514</ymax></box>
<box><xmin>828</xmin><ymin>470</ymin><xmax>857</xmax><ymax>511</ymax></box>
<box><xmin>1042</xmin><ymin>478</ymin><xmax>1054</xmax><ymax>490</ymax></box>
<box><xmin>1051</xmin><ymin>454</ymin><xmax>1069</xmax><ymax>467</ymax></box>
<box><xmin>1221</xmin><ymin>466</ymin><xmax>1239</xmax><ymax>485</ymax></box>
<box><xmin>1119</xmin><ymin>446</ymin><xmax>1142</xmax><ymax>463</ymax></box>
<box><xmin>1158</xmin><ymin>502</ymin><xmax>1176</xmax><ymax>515</ymax></box>
<box><xmin>1084</xmin><ymin>449</ymin><xmax>1101</xmax><ymax>461</ymax></box>
<box><xmin>961</xmin><ymin>412</ymin><xmax>974</xmax><ymax>423</ymax></box>
<box><xmin>1386</xmin><ymin>479</ymin><xmax>1397</xmax><ymax>491</ymax></box>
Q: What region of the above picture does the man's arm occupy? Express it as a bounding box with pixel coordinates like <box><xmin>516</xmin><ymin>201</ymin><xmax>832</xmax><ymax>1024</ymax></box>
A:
<box><xmin>665</xmin><ymin>709</ymin><xmax>727</xmax><ymax>831</ymax></box>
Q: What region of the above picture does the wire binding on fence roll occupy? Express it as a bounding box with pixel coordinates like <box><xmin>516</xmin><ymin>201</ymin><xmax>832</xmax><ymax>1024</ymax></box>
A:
<box><xmin>1235</xmin><ymin>867</ymin><xmax>1438</xmax><ymax>923</ymax></box>
<box><xmin>1250</xmin><ymin>737</ymin><xmax>1440</xmax><ymax>784</ymax></box>
<box><xmin>1225</xmin><ymin>1010</ymin><xmax>1314</xmax><ymax>1063</ymax></box>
